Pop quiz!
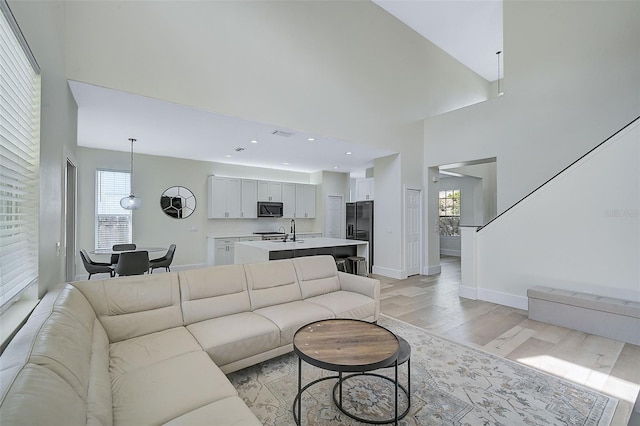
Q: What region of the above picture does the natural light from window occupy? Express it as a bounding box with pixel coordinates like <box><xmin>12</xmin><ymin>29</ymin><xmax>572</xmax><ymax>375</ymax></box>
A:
<box><xmin>439</xmin><ymin>189</ymin><xmax>460</xmax><ymax>237</ymax></box>
<box><xmin>95</xmin><ymin>170</ymin><xmax>132</xmax><ymax>250</ymax></box>
<box><xmin>517</xmin><ymin>354</ymin><xmax>639</xmax><ymax>407</ymax></box>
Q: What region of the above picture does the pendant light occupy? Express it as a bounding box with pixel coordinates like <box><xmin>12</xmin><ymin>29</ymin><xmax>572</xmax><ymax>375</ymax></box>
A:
<box><xmin>120</xmin><ymin>138</ymin><xmax>142</xmax><ymax>210</ymax></box>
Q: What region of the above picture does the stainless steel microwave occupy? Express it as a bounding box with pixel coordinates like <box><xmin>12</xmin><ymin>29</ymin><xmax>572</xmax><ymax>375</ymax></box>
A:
<box><xmin>257</xmin><ymin>201</ymin><xmax>283</xmax><ymax>217</ymax></box>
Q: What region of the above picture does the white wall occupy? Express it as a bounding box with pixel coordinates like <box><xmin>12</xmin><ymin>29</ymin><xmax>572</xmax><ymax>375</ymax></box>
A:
<box><xmin>476</xmin><ymin>120</ymin><xmax>640</xmax><ymax>307</ymax></box>
<box><xmin>76</xmin><ymin>147</ymin><xmax>325</xmax><ymax>271</ymax></box>
<box><xmin>373</xmin><ymin>154</ymin><xmax>403</xmax><ymax>278</ymax></box>
<box><xmin>9</xmin><ymin>1</ymin><xmax>79</xmax><ymax>295</ymax></box>
<box><xmin>62</xmin><ymin>1</ymin><xmax>489</xmax><ymax>151</ymax></box>
<box><xmin>423</xmin><ymin>0</ymin><xmax>640</xmax><ymax>277</ymax></box>
<box><xmin>425</xmin><ymin>1</ymin><xmax>640</xmax><ymax>211</ymax></box>
<box><xmin>60</xmin><ymin>0</ymin><xmax>493</xmax><ymax>276</ymax></box>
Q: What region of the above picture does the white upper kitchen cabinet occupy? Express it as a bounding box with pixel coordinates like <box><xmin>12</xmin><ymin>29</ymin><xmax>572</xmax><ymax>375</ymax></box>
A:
<box><xmin>241</xmin><ymin>179</ymin><xmax>258</xmax><ymax>218</ymax></box>
<box><xmin>257</xmin><ymin>181</ymin><xmax>282</xmax><ymax>202</ymax></box>
<box><xmin>356</xmin><ymin>178</ymin><xmax>374</xmax><ymax>201</ymax></box>
<box><xmin>282</xmin><ymin>183</ymin><xmax>296</xmax><ymax>218</ymax></box>
<box><xmin>208</xmin><ymin>176</ymin><xmax>242</xmax><ymax>218</ymax></box>
<box><xmin>295</xmin><ymin>184</ymin><xmax>316</xmax><ymax>218</ymax></box>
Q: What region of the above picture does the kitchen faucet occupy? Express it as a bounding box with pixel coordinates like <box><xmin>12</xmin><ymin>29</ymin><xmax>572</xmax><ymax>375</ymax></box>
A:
<box><xmin>290</xmin><ymin>219</ymin><xmax>296</xmax><ymax>242</ymax></box>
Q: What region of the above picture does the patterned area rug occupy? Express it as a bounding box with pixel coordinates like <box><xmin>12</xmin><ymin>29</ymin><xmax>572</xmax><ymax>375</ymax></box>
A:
<box><xmin>228</xmin><ymin>315</ymin><xmax>617</xmax><ymax>425</ymax></box>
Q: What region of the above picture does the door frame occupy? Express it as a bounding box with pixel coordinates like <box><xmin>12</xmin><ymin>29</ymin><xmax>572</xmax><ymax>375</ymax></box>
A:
<box><xmin>404</xmin><ymin>186</ymin><xmax>423</xmax><ymax>277</ymax></box>
<box><xmin>64</xmin><ymin>156</ymin><xmax>78</xmax><ymax>282</ymax></box>
<box><xmin>324</xmin><ymin>194</ymin><xmax>344</xmax><ymax>238</ymax></box>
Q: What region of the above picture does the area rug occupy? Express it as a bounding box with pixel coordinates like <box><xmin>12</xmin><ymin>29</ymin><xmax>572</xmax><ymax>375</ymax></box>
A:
<box><xmin>227</xmin><ymin>315</ymin><xmax>618</xmax><ymax>425</ymax></box>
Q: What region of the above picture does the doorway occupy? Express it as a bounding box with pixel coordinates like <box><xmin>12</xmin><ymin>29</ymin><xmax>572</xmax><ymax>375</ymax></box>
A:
<box><xmin>325</xmin><ymin>195</ymin><xmax>343</xmax><ymax>238</ymax></box>
<box><xmin>65</xmin><ymin>158</ymin><xmax>77</xmax><ymax>282</ymax></box>
<box><xmin>435</xmin><ymin>158</ymin><xmax>497</xmax><ymax>263</ymax></box>
<box><xmin>405</xmin><ymin>188</ymin><xmax>422</xmax><ymax>276</ymax></box>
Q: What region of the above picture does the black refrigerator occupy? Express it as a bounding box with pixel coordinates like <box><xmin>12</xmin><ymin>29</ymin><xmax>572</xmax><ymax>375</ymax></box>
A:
<box><xmin>346</xmin><ymin>201</ymin><xmax>373</xmax><ymax>273</ymax></box>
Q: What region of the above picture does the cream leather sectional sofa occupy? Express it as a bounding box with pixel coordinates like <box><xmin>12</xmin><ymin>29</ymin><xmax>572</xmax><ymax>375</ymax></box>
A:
<box><xmin>0</xmin><ymin>255</ymin><xmax>380</xmax><ymax>425</ymax></box>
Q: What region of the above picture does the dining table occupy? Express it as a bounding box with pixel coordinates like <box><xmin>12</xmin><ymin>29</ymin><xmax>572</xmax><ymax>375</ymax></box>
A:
<box><xmin>90</xmin><ymin>247</ymin><xmax>166</xmax><ymax>255</ymax></box>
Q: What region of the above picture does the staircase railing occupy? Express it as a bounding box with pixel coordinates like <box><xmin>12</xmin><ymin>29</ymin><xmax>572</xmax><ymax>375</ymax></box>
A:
<box><xmin>478</xmin><ymin>115</ymin><xmax>640</xmax><ymax>232</ymax></box>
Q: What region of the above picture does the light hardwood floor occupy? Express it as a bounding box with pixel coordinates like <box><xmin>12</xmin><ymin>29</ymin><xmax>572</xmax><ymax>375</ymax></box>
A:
<box><xmin>376</xmin><ymin>256</ymin><xmax>640</xmax><ymax>425</ymax></box>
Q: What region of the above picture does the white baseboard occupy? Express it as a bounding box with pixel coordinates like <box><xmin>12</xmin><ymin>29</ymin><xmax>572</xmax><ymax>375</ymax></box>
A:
<box><xmin>423</xmin><ymin>264</ymin><xmax>441</xmax><ymax>276</ymax></box>
<box><xmin>440</xmin><ymin>249</ymin><xmax>461</xmax><ymax>257</ymax></box>
<box><xmin>458</xmin><ymin>285</ymin><xmax>477</xmax><ymax>300</ymax></box>
<box><xmin>458</xmin><ymin>286</ymin><xmax>528</xmax><ymax>310</ymax></box>
<box><xmin>372</xmin><ymin>265</ymin><xmax>403</xmax><ymax>279</ymax></box>
<box><xmin>477</xmin><ymin>288</ymin><xmax>529</xmax><ymax>310</ymax></box>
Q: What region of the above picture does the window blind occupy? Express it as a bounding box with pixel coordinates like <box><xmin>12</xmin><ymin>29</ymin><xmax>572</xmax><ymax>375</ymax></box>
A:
<box><xmin>0</xmin><ymin>2</ymin><xmax>41</xmax><ymax>311</ymax></box>
<box><xmin>95</xmin><ymin>170</ymin><xmax>132</xmax><ymax>250</ymax></box>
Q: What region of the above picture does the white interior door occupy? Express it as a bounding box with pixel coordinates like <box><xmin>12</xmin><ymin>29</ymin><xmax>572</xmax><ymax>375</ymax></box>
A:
<box><xmin>325</xmin><ymin>195</ymin><xmax>343</xmax><ymax>238</ymax></box>
<box><xmin>405</xmin><ymin>188</ymin><xmax>421</xmax><ymax>276</ymax></box>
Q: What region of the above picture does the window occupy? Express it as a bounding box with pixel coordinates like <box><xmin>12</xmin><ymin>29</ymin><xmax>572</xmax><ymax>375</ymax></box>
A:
<box><xmin>0</xmin><ymin>2</ymin><xmax>41</xmax><ymax>312</ymax></box>
<box><xmin>439</xmin><ymin>189</ymin><xmax>460</xmax><ymax>236</ymax></box>
<box><xmin>95</xmin><ymin>170</ymin><xmax>132</xmax><ymax>250</ymax></box>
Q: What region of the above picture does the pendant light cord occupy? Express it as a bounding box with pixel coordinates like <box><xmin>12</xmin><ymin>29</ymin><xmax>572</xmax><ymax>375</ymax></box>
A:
<box><xmin>129</xmin><ymin>138</ymin><xmax>136</xmax><ymax>196</ymax></box>
<box><xmin>496</xmin><ymin>51</ymin><xmax>502</xmax><ymax>96</ymax></box>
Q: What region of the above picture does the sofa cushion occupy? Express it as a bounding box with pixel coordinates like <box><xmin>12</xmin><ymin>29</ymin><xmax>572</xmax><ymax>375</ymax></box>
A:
<box><xmin>111</xmin><ymin>351</ymin><xmax>237</xmax><ymax>425</ymax></box>
<box><xmin>187</xmin><ymin>311</ymin><xmax>280</xmax><ymax>367</ymax></box>
<box><xmin>293</xmin><ymin>255</ymin><xmax>341</xmax><ymax>299</ymax></box>
<box><xmin>27</xmin><ymin>285</ymin><xmax>97</xmax><ymax>399</ymax></box>
<box><xmin>164</xmin><ymin>396</ymin><xmax>262</xmax><ymax>425</ymax></box>
<box><xmin>0</xmin><ymin>285</ymin><xmax>113</xmax><ymax>426</ymax></box>
<box><xmin>306</xmin><ymin>290</ymin><xmax>377</xmax><ymax>320</ymax></box>
<box><xmin>245</xmin><ymin>259</ymin><xmax>302</xmax><ymax>310</ymax></box>
<box><xmin>109</xmin><ymin>326</ymin><xmax>203</xmax><ymax>378</ymax></box>
<box><xmin>87</xmin><ymin>319</ymin><xmax>113</xmax><ymax>426</ymax></box>
<box><xmin>0</xmin><ymin>364</ymin><xmax>87</xmax><ymax>425</ymax></box>
<box><xmin>255</xmin><ymin>300</ymin><xmax>335</xmax><ymax>345</ymax></box>
<box><xmin>73</xmin><ymin>273</ymin><xmax>183</xmax><ymax>343</ymax></box>
<box><xmin>179</xmin><ymin>264</ymin><xmax>251</xmax><ymax>324</ymax></box>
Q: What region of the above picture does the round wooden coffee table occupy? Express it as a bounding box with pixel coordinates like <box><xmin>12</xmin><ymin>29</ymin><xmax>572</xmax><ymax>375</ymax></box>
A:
<box><xmin>292</xmin><ymin>319</ymin><xmax>401</xmax><ymax>425</ymax></box>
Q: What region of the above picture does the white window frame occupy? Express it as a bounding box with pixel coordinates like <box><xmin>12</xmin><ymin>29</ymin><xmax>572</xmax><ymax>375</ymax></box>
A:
<box><xmin>439</xmin><ymin>189</ymin><xmax>461</xmax><ymax>237</ymax></box>
<box><xmin>95</xmin><ymin>169</ymin><xmax>132</xmax><ymax>250</ymax></box>
<box><xmin>0</xmin><ymin>0</ymin><xmax>41</xmax><ymax>313</ymax></box>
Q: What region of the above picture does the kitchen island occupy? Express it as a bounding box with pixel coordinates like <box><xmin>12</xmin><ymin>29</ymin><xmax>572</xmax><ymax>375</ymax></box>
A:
<box><xmin>234</xmin><ymin>237</ymin><xmax>369</xmax><ymax>266</ymax></box>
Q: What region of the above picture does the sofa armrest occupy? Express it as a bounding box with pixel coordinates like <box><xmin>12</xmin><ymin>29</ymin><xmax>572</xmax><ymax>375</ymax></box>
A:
<box><xmin>337</xmin><ymin>272</ymin><xmax>380</xmax><ymax>300</ymax></box>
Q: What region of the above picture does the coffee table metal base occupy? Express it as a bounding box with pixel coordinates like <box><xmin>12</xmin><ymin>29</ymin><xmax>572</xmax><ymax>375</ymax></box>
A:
<box><xmin>332</xmin><ymin>371</ymin><xmax>410</xmax><ymax>424</ymax></box>
<box><xmin>293</xmin><ymin>357</ymin><xmax>400</xmax><ymax>426</ymax></box>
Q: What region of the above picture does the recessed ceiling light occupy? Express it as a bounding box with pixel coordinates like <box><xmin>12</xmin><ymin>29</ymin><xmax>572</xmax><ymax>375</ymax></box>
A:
<box><xmin>333</xmin><ymin>166</ymin><xmax>339</xmax><ymax>169</ymax></box>
<box><xmin>307</xmin><ymin>138</ymin><xmax>315</xmax><ymax>141</ymax></box>
<box><xmin>225</xmin><ymin>155</ymin><xmax>232</xmax><ymax>158</ymax></box>
<box><xmin>282</xmin><ymin>162</ymin><xmax>289</xmax><ymax>165</ymax></box>
<box><xmin>250</xmin><ymin>140</ymin><xmax>258</xmax><ymax>144</ymax></box>
<box><xmin>345</xmin><ymin>151</ymin><xmax>352</xmax><ymax>155</ymax></box>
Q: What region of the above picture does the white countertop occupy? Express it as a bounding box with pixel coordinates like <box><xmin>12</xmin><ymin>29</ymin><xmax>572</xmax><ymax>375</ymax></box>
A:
<box><xmin>208</xmin><ymin>232</ymin><xmax>322</xmax><ymax>239</ymax></box>
<box><xmin>236</xmin><ymin>237</ymin><xmax>366</xmax><ymax>251</ymax></box>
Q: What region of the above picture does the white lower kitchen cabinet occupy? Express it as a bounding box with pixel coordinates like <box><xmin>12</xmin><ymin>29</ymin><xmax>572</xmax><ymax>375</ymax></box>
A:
<box><xmin>207</xmin><ymin>237</ymin><xmax>239</xmax><ymax>266</ymax></box>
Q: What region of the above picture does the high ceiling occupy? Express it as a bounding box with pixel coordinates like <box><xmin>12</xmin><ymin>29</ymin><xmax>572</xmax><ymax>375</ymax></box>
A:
<box><xmin>373</xmin><ymin>0</ymin><xmax>503</xmax><ymax>82</ymax></box>
<box><xmin>72</xmin><ymin>1</ymin><xmax>502</xmax><ymax>176</ymax></box>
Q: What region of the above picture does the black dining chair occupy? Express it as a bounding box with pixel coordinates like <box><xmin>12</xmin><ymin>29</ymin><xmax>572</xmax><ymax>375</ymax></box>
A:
<box><xmin>110</xmin><ymin>243</ymin><xmax>137</xmax><ymax>265</ymax></box>
<box><xmin>79</xmin><ymin>249</ymin><xmax>114</xmax><ymax>280</ymax></box>
<box><xmin>149</xmin><ymin>244</ymin><xmax>176</xmax><ymax>274</ymax></box>
<box><xmin>115</xmin><ymin>251</ymin><xmax>149</xmax><ymax>277</ymax></box>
